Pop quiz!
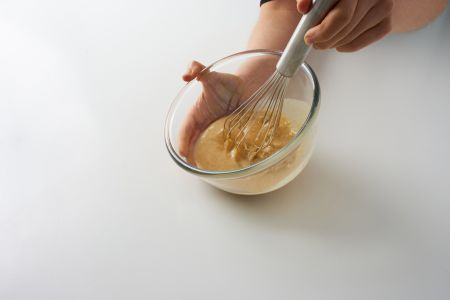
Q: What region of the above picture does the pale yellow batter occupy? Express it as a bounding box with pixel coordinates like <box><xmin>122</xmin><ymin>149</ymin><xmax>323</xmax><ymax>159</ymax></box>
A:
<box><xmin>192</xmin><ymin>114</ymin><xmax>295</xmax><ymax>171</ymax></box>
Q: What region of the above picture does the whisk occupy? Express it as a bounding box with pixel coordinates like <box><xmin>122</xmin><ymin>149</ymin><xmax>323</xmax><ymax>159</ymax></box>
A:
<box><xmin>223</xmin><ymin>0</ymin><xmax>337</xmax><ymax>157</ymax></box>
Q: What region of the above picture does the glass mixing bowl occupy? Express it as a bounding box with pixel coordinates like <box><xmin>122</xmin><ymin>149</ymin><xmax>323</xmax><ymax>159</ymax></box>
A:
<box><xmin>165</xmin><ymin>49</ymin><xmax>320</xmax><ymax>195</ymax></box>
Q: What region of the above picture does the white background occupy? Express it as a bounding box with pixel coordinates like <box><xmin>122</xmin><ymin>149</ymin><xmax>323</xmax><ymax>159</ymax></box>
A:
<box><xmin>1</xmin><ymin>1</ymin><xmax>449</xmax><ymax>299</ymax></box>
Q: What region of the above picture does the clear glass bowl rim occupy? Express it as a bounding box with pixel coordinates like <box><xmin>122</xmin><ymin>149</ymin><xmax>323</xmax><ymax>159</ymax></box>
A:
<box><xmin>164</xmin><ymin>49</ymin><xmax>320</xmax><ymax>179</ymax></box>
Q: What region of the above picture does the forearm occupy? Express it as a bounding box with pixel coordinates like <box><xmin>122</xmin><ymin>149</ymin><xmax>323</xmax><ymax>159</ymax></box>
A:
<box><xmin>247</xmin><ymin>0</ymin><xmax>301</xmax><ymax>50</ymax></box>
<box><xmin>392</xmin><ymin>0</ymin><xmax>448</xmax><ymax>32</ymax></box>
<box><xmin>237</xmin><ymin>0</ymin><xmax>300</xmax><ymax>88</ymax></box>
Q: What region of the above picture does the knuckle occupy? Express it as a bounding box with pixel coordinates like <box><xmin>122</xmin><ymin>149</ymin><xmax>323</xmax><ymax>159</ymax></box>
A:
<box><xmin>334</xmin><ymin>10</ymin><xmax>352</xmax><ymax>26</ymax></box>
<box><xmin>346</xmin><ymin>45</ymin><xmax>358</xmax><ymax>52</ymax></box>
<box><xmin>381</xmin><ymin>18</ymin><xmax>392</xmax><ymax>34</ymax></box>
<box><xmin>380</xmin><ymin>0</ymin><xmax>394</xmax><ymax>13</ymax></box>
<box><xmin>317</xmin><ymin>11</ymin><xmax>350</xmax><ymax>40</ymax></box>
<box><xmin>338</xmin><ymin>44</ymin><xmax>356</xmax><ymax>52</ymax></box>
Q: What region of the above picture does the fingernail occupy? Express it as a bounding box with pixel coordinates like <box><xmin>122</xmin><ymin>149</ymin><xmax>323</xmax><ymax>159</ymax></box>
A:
<box><xmin>299</xmin><ymin>4</ymin><xmax>307</xmax><ymax>14</ymax></box>
<box><xmin>305</xmin><ymin>35</ymin><xmax>314</xmax><ymax>45</ymax></box>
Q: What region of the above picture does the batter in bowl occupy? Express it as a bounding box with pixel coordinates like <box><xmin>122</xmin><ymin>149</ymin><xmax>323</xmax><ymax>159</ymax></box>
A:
<box><xmin>191</xmin><ymin>113</ymin><xmax>295</xmax><ymax>171</ymax></box>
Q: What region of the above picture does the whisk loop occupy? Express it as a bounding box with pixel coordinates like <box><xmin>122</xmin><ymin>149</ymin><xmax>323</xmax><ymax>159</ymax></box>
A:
<box><xmin>223</xmin><ymin>0</ymin><xmax>337</xmax><ymax>160</ymax></box>
<box><xmin>223</xmin><ymin>72</ymin><xmax>289</xmax><ymax>159</ymax></box>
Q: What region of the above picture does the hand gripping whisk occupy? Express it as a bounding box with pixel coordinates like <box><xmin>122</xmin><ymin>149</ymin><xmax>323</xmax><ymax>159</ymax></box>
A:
<box><xmin>223</xmin><ymin>0</ymin><xmax>337</xmax><ymax>157</ymax></box>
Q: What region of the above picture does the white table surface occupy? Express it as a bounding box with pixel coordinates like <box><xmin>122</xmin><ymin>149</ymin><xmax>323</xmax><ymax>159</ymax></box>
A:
<box><xmin>1</xmin><ymin>1</ymin><xmax>450</xmax><ymax>299</ymax></box>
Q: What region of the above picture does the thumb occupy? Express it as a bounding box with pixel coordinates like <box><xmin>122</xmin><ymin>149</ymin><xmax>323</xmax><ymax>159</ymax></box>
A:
<box><xmin>182</xmin><ymin>60</ymin><xmax>206</xmax><ymax>82</ymax></box>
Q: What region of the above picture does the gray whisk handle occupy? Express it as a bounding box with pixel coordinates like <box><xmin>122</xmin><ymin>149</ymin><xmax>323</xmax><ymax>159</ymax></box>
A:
<box><xmin>276</xmin><ymin>0</ymin><xmax>338</xmax><ymax>77</ymax></box>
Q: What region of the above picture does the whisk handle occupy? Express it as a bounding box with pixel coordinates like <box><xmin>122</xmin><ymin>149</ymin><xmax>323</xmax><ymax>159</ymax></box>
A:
<box><xmin>276</xmin><ymin>0</ymin><xmax>338</xmax><ymax>77</ymax></box>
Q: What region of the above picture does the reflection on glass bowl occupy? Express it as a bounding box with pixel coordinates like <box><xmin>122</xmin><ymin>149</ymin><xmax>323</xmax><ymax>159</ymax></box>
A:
<box><xmin>165</xmin><ymin>49</ymin><xmax>320</xmax><ymax>195</ymax></box>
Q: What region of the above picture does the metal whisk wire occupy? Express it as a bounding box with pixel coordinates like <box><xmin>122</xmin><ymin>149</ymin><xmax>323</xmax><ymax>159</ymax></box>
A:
<box><xmin>222</xmin><ymin>0</ymin><xmax>337</xmax><ymax>158</ymax></box>
<box><xmin>223</xmin><ymin>72</ymin><xmax>289</xmax><ymax>156</ymax></box>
